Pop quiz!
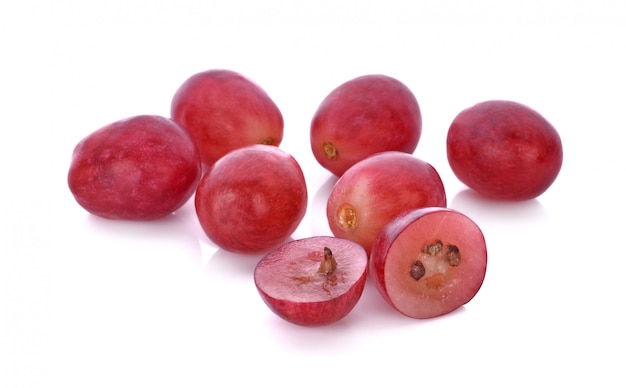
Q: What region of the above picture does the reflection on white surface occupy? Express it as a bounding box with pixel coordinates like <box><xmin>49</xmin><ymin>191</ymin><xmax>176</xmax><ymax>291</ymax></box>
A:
<box><xmin>450</xmin><ymin>188</ymin><xmax>548</xmax><ymax>225</ymax></box>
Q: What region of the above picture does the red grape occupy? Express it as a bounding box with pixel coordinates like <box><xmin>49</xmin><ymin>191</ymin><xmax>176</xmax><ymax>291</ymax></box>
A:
<box><xmin>171</xmin><ymin>69</ymin><xmax>284</xmax><ymax>166</ymax></box>
<box><xmin>310</xmin><ymin>74</ymin><xmax>421</xmax><ymax>176</ymax></box>
<box><xmin>195</xmin><ymin>145</ymin><xmax>307</xmax><ymax>253</ymax></box>
<box><xmin>254</xmin><ymin>236</ymin><xmax>368</xmax><ymax>326</ymax></box>
<box><xmin>447</xmin><ymin>100</ymin><xmax>563</xmax><ymax>200</ymax></box>
<box><xmin>327</xmin><ymin>151</ymin><xmax>446</xmax><ymax>253</ymax></box>
<box><xmin>67</xmin><ymin>115</ymin><xmax>201</xmax><ymax>220</ymax></box>
<box><xmin>370</xmin><ymin>207</ymin><xmax>487</xmax><ymax>319</ymax></box>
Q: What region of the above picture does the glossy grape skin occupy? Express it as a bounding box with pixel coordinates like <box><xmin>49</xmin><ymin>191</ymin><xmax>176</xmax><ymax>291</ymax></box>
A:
<box><xmin>447</xmin><ymin>100</ymin><xmax>563</xmax><ymax>201</ymax></box>
<box><xmin>171</xmin><ymin>69</ymin><xmax>284</xmax><ymax>166</ymax></box>
<box><xmin>67</xmin><ymin>115</ymin><xmax>202</xmax><ymax>220</ymax></box>
<box><xmin>194</xmin><ymin>145</ymin><xmax>307</xmax><ymax>254</ymax></box>
<box><xmin>326</xmin><ymin>151</ymin><xmax>446</xmax><ymax>254</ymax></box>
<box><xmin>310</xmin><ymin>74</ymin><xmax>421</xmax><ymax>176</ymax></box>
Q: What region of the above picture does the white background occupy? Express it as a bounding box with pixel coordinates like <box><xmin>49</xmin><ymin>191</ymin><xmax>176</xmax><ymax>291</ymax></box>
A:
<box><xmin>2</xmin><ymin>1</ymin><xmax>625</xmax><ymax>386</ymax></box>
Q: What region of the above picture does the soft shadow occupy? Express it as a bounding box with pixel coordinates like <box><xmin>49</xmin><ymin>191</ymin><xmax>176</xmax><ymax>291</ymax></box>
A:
<box><xmin>81</xmin><ymin>200</ymin><xmax>203</xmax><ymax>266</ymax></box>
<box><xmin>202</xmin><ymin>247</ymin><xmax>266</xmax><ymax>279</ymax></box>
<box><xmin>313</xmin><ymin>174</ymin><xmax>338</xmax><ymax>205</ymax></box>
<box><xmin>262</xmin><ymin>312</ymin><xmax>367</xmax><ymax>351</ymax></box>
<box><xmin>450</xmin><ymin>188</ymin><xmax>548</xmax><ymax>227</ymax></box>
<box><xmin>310</xmin><ymin>174</ymin><xmax>338</xmax><ymax>235</ymax></box>
<box><xmin>261</xmin><ymin>277</ymin><xmax>427</xmax><ymax>352</ymax></box>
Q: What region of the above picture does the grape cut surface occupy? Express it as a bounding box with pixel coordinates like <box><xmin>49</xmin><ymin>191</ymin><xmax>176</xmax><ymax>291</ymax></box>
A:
<box><xmin>370</xmin><ymin>207</ymin><xmax>487</xmax><ymax>319</ymax></box>
<box><xmin>254</xmin><ymin>236</ymin><xmax>368</xmax><ymax>326</ymax></box>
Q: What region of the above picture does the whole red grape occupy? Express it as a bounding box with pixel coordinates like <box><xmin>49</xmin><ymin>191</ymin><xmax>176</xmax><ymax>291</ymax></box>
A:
<box><xmin>67</xmin><ymin>115</ymin><xmax>202</xmax><ymax>220</ymax></box>
<box><xmin>447</xmin><ymin>100</ymin><xmax>563</xmax><ymax>201</ymax></box>
<box><xmin>310</xmin><ymin>74</ymin><xmax>421</xmax><ymax>176</ymax></box>
<box><xmin>195</xmin><ymin>145</ymin><xmax>307</xmax><ymax>254</ymax></box>
<box><xmin>171</xmin><ymin>69</ymin><xmax>284</xmax><ymax>166</ymax></box>
<box><xmin>327</xmin><ymin>151</ymin><xmax>446</xmax><ymax>254</ymax></box>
